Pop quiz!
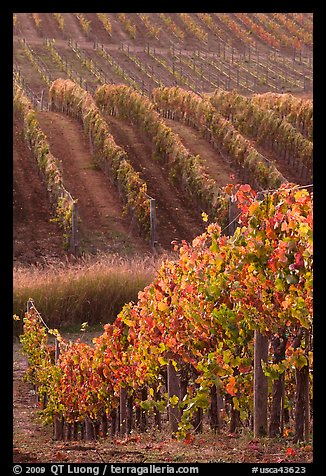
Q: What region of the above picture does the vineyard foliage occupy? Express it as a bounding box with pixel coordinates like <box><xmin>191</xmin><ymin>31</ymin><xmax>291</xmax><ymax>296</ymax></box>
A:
<box><xmin>13</xmin><ymin>14</ymin><xmax>312</xmax><ymax>100</ymax></box>
<box><xmin>250</xmin><ymin>92</ymin><xmax>313</xmax><ymax>141</ymax></box>
<box><xmin>20</xmin><ymin>183</ymin><xmax>313</xmax><ymax>437</ymax></box>
<box><xmin>94</xmin><ymin>83</ymin><xmax>229</xmax><ymax>223</ymax></box>
<box><xmin>14</xmin><ymin>12</ymin><xmax>313</xmax><ymax>446</ymax></box>
<box><xmin>49</xmin><ymin>78</ymin><xmax>151</xmax><ymax>236</ymax></box>
<box><xmin>13</xmin><ymin>81</ymin><xmax>76</xmax><ymax>245</ymax></box>
<box><xmin>152</xmin><ymin>86</ymin><xmax>285</xmax><ymax>189</ymax></box>
<box><xmin>209</xmin><ymin>90</ymin><xmax>313</xmax><ymax>178</ymax></box>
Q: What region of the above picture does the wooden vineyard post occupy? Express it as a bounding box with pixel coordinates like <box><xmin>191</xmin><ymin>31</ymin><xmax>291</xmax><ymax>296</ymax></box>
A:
<box><xmin>140</xmin><ymin>386</ymin><xmax>148</xmax><ymax>432</ymax></box>
<box><xmin>26</xmin><ymin>299</ymin><xmax>33</xmax><ymax>313</ymax></box>
<box><xmin>227</xmin><ymin>196</ymin><xmax>238</xmax><ymax>236</ymax></box>
<box><xmin>304</xmin><ymin>329</ymin><xmax>311</xmax><ymax>442</ymax></box>
<box><xmin>154</xmin><ymin>388</ymin><xmax>162</xmax><ymax>430</ymax></box>
<box><xmin>70</xmin><ymin>201</ymin><xmax>78</xmax><ymax>255</ymax></box>
<box><xmin>294</xmin><ymin>367</ymin><xmax>306</xmax><ymax>442</ymax></box>
<box><xmin>167</xmin><ymin>359</ymin><xmax>181</xmax><ymax>433</ymax></box>
<box><xmin>26</xmin><ymin>299</ymin><xmax>39</xmax><ymax>404</ymax></box>
<box><xmin>40</xmin><ymin>89</ymin><xmax>44</xmax><ymax>111</ymax></box>
<box><xmin>254</xmin><ymin>330</ymin><xmax>269</xmax><ymax>437</ymax></box>
<box><xmin>304</xmin><ymin>363</ymin><xmax>310</xmax><ymax>442</ymax></box>
<box><xmin>135</xmin><ymin>402</ymin><xmax>141</xmax><ymax>430</ymax></box>
<box><xmin>150</xmin><ymin>198</ymin><xmax>156</xmax><ymax>249</ymax></box>
<box><xmin>55</xmin><ymin>338</ymin><xmax>60</xmax><ymax>364</ymax></box>
<box><xmin>192</xmin><ymin>406</ymin><xmax>203</xmax><ymax>434</ymax></box>
<box><xmin>291</xmin><ymin>328</ymin><xmax>311</xmax><ymax>443</ymax></box>
<box><xmin>101</xmin><ymin>413</ymin><xmax>108</xmax><ymax>438</ymax></box>
<box><xmin>126</xmin><ymin>393</ymin><xmax>133</xmax><ymax>435</ymax></box>
<box><xmin>110</xmin><ymin>408</ymin><xmax>118</xmax><ymax>438</ymax></box>
<box><xmin>269</xmin><ymin>334</ymin><xmax>287</xmax><ymax>437</ymax></box>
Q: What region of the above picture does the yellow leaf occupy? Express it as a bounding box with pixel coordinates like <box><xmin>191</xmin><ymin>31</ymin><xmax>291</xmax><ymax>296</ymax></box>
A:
<box><xmin>169</xmin><ymin>395</ymin><xmax>179</xmax><ymax>406</ymax></box>
<box><xmin>158</xmin><ymin>356</ymin><xmax>168</xmax><ymax>366</ymax></box>
<box><xmin>124</xmin><ymin>318</ymin><xmax>135</xmax><ymax>327</ymax></box>
<box><xmin>158</xmin><ymin>301</ymin><xmax>168</xmax><ymax>312</ymax></box>
<box><xmin>202</xmin><ymin>212</ymin><xmax>208</xmax><ymax>222</ymax></box>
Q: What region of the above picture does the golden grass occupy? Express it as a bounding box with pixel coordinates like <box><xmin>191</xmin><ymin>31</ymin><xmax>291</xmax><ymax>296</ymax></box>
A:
<box><xmin>13</xmin><ymin>253</ymin><xmax>160</xmax><ymax>333</ymax></box>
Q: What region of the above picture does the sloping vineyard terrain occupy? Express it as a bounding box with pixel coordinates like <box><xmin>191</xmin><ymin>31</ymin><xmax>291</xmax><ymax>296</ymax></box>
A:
<box><xmin>35</xmin><ymin>111</ymin><xmax>149</xmax><ymax>256</ymax></box>
<box><xmin>13</xmin><ymin>116</ymin><xmax>66</xmax><ymax>265</ymax></box>
<box><xmin>13</xmin><ymin>12</ymin><xmax>313</xmax><ymax>466</ymax></box>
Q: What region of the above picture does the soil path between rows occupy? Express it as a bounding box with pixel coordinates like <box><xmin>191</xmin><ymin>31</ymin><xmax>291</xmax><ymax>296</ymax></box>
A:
<box><xmin>163</xmin><ymin>118</ymin><xmax>242</xmax><ymax>186</ymax></box>
<box><xmin>36</xmin><ymin>111</ymin><xmax>149</xmax><ymax>256</ymax></box>
<box><xmin>103</xmin><ymin>114</ymin><xmax>207</xmax><ymax>249</ymax></box>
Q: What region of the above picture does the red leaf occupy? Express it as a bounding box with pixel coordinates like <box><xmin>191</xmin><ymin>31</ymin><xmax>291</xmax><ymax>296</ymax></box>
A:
<box><xmin>285</xmin><ymin>447</ymin><xmax>297</xmax><ymax>457</ymax></box>
<box><xmin>295</xmin><ymin>252</ymin><xmax>304</xmax><ymax>267</ymax></box>
<box><xmin>184</xmin><ymin>432</ymin><xmax>195</xmax><ymax>444</ymax></box>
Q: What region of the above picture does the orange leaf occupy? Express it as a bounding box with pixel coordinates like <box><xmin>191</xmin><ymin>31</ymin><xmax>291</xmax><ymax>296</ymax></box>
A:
<box><xmin>226</xmin><ymin>376</ymin><xmax>237</xmax><ymax>396</ymax></box>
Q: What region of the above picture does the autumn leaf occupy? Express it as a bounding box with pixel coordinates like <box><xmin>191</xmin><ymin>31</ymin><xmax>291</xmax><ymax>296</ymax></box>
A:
<box><xmin>184</xmin><ymin>432</ymin><xmax>195</xmax><ymax>444</ymax></box>
<box><xmin>248</xmin><ymin>201</ymin><xmax>260</xmax><ymax>216</ymax></box>
<box><xmin>169</xmin><ymin>395</ymin><xmax>179</xmax><ymax>406</ymax></box>
<box><xmin>158</xmin><ymin>301</ymin><xmax>169</xmax><ymax>312</ymax></box>
<box><xmin>201</xmin><ymin>212</ymin><xmax>209</xmax><ymax>222</ymax></box>
<box><xmin>54</xmin><ymin>451</ymin><xmax>68</xmax><ymax>461</ymax></box>
<box><xmin>285</xmin><ymin>447</ymin><xmax>297</xmax><ymax>457</ymax></box>
<box><xmin>225</xmin><ymin>376</ymin><xmax>237</xmax><ymax>396</ymax></box>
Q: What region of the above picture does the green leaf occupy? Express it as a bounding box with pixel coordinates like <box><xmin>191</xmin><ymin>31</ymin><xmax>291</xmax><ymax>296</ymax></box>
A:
<box><xmin>294</xmin><ymin>354</ymin><xmax>308</xmax><ymax>370</ymax></box>
<box><xmin>140</xmin><ymin>399</ymin><xmax>153</xmax><ymax>411</ymax></box>
<box><xmin>275</xmin><ymin>278</ymin><xmax>285</xmax><ymax>292</ymax></box>
<box><xmin>286</xmin><ymin>274</ymin><xmax>299</xmax><ymax>285</ymax></box>
<box><xmin>194</xmin><ymin>394</ymin><xmax>209</xmax><ymax>409</ymax></box>
<box><xmin>155</xmin><ymin>400</ymin><xmax>166</xmax><ymax>412</ymax></box>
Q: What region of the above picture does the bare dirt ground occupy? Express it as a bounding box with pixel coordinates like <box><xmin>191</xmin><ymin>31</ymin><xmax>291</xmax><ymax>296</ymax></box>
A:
<box><xmin>13</xmin><ymin>116</ymin><xmax>66</xmax><ymax>266</ymax></box>
<box><xmin>103</xmin><ymin>114</ymin><xmax>207</xmax><ymax>249</ymax></box>
<box><xmin>163</xmin><ymin>118</ymin><xmax>243</xmax><ymax>186</ymax></box>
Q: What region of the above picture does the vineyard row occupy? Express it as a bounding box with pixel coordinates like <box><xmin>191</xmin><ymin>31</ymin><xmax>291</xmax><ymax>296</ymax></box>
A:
<box><xmin>15</xmin><ymin>13</ymin><xmax>313</xmax><ymax>55</ymax></box>
<box><xmin>14</xmin><ymin>35</ymin><xmax>312</xmax><ymax>97</ymax></box>
<box><xmin>20</xmin><ymin>183</ymin><xmax>313</xmax><ymax>443</ymax></box>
